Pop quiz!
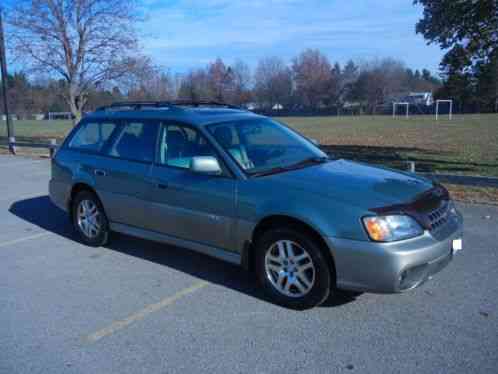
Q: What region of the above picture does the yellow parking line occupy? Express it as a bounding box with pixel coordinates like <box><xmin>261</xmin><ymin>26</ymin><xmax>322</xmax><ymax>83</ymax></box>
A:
<box><xmin>0</xmin><ymin>232</ymin><xmax>51</xmax><ymax>248</ymax></box>
<box><xmin>86</xmin><ymin>281</ymin><xmax>209</xmax><ymax>343</ymax></box>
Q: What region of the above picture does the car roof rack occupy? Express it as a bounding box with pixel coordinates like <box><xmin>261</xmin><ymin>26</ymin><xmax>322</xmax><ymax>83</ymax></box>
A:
<box><xmin>95</xmin><ymin>101</ymin><xmax>174</xmax><ymax>111</ymax></box>
<box><xmin>95</xmin><ymin>100</ymin><xmax>241</xmax><ymax>112</ymax></box>
<box><xmin>173</xmin><ymin>100</ymin><xmax>241</xmax><ymax>109</ymax></box>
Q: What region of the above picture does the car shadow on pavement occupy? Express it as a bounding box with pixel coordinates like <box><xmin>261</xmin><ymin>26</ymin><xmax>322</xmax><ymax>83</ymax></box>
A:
<box><xmin>9</xmin><ymin>195</ymin><xmax>359</xmax><ymax>309</ymax></box>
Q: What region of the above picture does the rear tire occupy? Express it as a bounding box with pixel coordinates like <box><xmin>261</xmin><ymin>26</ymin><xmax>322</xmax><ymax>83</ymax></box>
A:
<box><xmin>255</xmin><ymin>228</ymin><xmax>331</xmax><ymax>309</ymax></box>
<box><xmin>72</xmin><ymin>190</ymin><xmax>110</xmax><ymax>247</ymax></box>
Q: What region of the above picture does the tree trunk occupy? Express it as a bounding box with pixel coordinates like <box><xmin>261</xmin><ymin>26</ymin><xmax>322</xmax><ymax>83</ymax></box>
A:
<box><xmin>66</xmin><ymin>84</ymin><xmax>84</xmax><ymax>125</ymax></box>
<box><xmin>69</xmin><ymin>99</ymin><xmax>82</xmax><ymax>125</ymax></box>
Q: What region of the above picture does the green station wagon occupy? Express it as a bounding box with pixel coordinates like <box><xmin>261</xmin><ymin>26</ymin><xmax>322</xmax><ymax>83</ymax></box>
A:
<box><xmin>49</xmin><ymin>101</ymin><xmax>463</xmax><ymax>309</ymax></box>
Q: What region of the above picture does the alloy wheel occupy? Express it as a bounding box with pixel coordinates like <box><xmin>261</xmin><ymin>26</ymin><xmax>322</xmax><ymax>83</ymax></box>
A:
<box><xmin>77</xmin><ymin>199</ymin><xmax>101</xmax><ymax>239</ymax></box>
<box><xmin>264</xmin><ymin>240</ymin><xmax>316</xmax><ymax>298</ymax></box>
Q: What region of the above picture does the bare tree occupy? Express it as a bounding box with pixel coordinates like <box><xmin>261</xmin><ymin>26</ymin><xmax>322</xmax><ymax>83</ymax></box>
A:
<box><xmin>117</xmin><ymin>56</ymin><xmax>175</xmax><ymax>101</ymax></box>
<box><xmin>351</xmin><ymin>58</ymin><xmax>408</xmax><ymax>113</ymax></box>
<box><xmin>230</xmin><ymin>59</ymin><xmax>252</xmax><ymax>106</ymax></box>
<box><xmin>127</xmin><ymin>71</ymin><xmax>175</xmax><ymax>102</ymax></box>
<box><xmin>292</xmin><ymin>49</ymin><xmax>332</xmax><ymax>109</ymax></box>
<box><xmin>328</xmin><ymin>62</ymin><xmax>342</xmax><ymax>107</ymax></box>
<box><xmin>254</xmin><ymin>56</ymin><xmax>292</xmax><ymax>110</ymax></box>
<box><xmin>177</xmin><ymin>68</ymin><xmax>211</xmax><ymax>101</ymax></box>
<box><xmin>177</xmin><ymin>59</ymin><xmax>251</xmax><ymax>105</ymax></box>
<box><xmin>338</xmin><ymin>60</ymin><xmax>359</xmax><ymax>104</ymax></box>
<box><xmin>206</xmin><ymin>58</ymin><xmax>233</xmax><ymax>102</ymax></box>
<box><xmin>7</xmin><ymin>0</ymin><xmax>141</xmax><ymax>122</ymax></box>
<box><xmin>0</xmin><ymin>72</ymin><xmax>33</xmax><ymax>119</ymax></box>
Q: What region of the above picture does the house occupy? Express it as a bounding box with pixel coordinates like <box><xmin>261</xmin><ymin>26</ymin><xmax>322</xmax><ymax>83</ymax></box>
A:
<box><xmin>407</xmin><ymin>92</ymin><xmax>434</xmax><ymax>106</ymax></box>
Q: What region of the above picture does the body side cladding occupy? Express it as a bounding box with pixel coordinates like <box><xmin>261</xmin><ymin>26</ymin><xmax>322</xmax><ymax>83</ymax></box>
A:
<box><xmin>110</xmin><ymin>222</ymin><xmax>242</xmax><ymax>265</ymax></box>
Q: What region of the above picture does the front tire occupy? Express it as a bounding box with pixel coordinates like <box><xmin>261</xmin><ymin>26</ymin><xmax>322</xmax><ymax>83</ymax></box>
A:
<box><xmin>255</xmin><ymin>228</ymin><xmax>331</xmax><ymax>309</ymax></box>
<box><xmin>72</xmin><ymin>190</ymin><xmax>109</xmax><ymax>247</ymax></box>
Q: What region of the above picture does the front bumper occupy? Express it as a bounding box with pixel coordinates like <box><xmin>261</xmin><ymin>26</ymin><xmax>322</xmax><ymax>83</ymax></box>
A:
<box><xmin>326</xmin><ymin>211</ymin><xmax>463</xmax><ymax>293</ymax></box>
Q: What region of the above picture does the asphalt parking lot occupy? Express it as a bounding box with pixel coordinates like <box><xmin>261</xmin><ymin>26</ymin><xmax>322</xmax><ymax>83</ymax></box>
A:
<box><xmin>1</xmin><ymin>154</ymin><xmax>497</xmax><ymax>374</ymax></box>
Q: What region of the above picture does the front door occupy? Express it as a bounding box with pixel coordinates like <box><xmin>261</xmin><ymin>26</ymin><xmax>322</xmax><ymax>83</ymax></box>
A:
<box><xmin>146</xmin><ymin>123</ymin><xmax>237</xmax><ymax>251</ymax></box>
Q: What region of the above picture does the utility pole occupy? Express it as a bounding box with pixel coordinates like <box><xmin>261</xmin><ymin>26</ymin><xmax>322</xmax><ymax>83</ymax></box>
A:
<box><xmin>0</xmin><ymin>7</ymin><xmax>15</xmax><ymax>154</ymax></box>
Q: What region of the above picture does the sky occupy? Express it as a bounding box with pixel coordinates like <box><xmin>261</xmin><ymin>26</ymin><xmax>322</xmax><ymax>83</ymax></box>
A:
<box><xmin>140</xmin><ymin>0</ymin><xmax>445</xmax><ymax>74</ymax></box>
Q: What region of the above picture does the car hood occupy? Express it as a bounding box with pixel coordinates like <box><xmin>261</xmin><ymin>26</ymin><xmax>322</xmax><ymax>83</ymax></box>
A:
<box><xmin>265</xmin><ymin>159</ymin><xmax>434</xmax><ymax>208</ymax></box>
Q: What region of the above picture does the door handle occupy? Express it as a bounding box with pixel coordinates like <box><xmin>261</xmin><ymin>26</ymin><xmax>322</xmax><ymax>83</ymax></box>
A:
<box><xmin>156</xmin><ymin>183</ymin><xmax>169</xmax><ymax>190</ymax></box>
<box><xmin>94</xmin><ymin>169</ymin><xmax>107</xmax><ymax>177</ymax></box>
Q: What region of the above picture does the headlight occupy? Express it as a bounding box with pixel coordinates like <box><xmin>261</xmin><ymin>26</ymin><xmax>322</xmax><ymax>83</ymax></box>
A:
<box><xmin>362</xmin><ymin>215</ymin><xmax>424</xmax><ymax>242</ymax></box>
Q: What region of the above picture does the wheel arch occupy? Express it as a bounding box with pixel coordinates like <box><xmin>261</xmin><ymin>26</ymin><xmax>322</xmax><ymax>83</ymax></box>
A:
<box><xmin>69</xmin><ymin>182</ymin><xmax>110</xmax><ymax>246</ymax></box>
<box><xmin>68</xmin><ymin>183</ymin><xmax>102</xmax><ymax>220</ymax></box>
<box><xmin>243</xmin><ymin>214</ymin><xmax>336</xmax><ymax>282</ymax></box>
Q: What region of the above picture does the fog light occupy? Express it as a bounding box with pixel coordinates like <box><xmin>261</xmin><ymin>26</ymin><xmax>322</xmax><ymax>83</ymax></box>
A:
<box><xmin>400</xmin><ymin>271</ymin><xmax>407</xmax><ymax>284</ymax></box>
<box><xmin>399</xmin><ymin>263</ymin><xmax>428</xmax><ymax>290</ymax></box>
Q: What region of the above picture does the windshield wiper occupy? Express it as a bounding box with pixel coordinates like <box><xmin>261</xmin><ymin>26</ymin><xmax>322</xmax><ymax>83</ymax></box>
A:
<box><xmin>249</xmin><ymin>157</ymin><xmax>330</xmax><ymax>178</ymax></box>
<box><xmin>283</xmin><ymin>156</ymin><xmax>330</xmax><ymax>170</ymax></box>
<box><xmin>248</xmin><ymin>166</ymin><xmax>289</xmax><ymax>178</ymax></box>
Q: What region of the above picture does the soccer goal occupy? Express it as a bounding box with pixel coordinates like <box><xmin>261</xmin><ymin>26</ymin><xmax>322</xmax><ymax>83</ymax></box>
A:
<box><xmin>435</xmin><ymin>100</ymin><xmax>453</xmax><ymax>121</ymax></box>
<box><xmin>392</xmin><ymin>102</ymin><xmax>409</xmax><ymax>119</ymax></box>
<box><xmin>48</xmin><ymin>112</ymin><xmax>72</xmax><ymax>120</ymax></box>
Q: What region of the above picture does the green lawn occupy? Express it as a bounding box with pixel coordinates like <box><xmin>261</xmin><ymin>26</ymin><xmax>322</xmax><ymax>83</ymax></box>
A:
<box><xmin>0</xmin><ymin>119</ymin><xmax>73</xmax><ymax>140</ymax></box>
<box><xmin>281</xmin><ymin>114</ymin><xmax>498</xmax><ymax>177</ymax></box>
<box><xmin>1</xmin><ymin>114</ymin><xmax>498</xmax><ymax>176</ymax></box>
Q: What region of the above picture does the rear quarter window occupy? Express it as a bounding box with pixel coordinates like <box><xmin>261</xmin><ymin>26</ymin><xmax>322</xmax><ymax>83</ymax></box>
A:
<box><xmin>107</xmin><ymin>121</ymin><xmax>158</xmax><ymax>163</ymax></box>
<box><xmin>68</xmin><ymin>121</ymin><xmax>116</xmax><ymax>152</ymax></box>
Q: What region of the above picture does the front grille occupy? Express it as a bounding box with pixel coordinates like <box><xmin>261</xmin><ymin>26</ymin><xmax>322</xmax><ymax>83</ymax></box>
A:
<box><xmin>370</xmin><ymin>185</ymin><xmax>454</xmax><ymax>233</ymax></box>
<box><xmin>428</xmin><ymin>200</ymin><xmax>450</xmax><ymax>231</ymax></box>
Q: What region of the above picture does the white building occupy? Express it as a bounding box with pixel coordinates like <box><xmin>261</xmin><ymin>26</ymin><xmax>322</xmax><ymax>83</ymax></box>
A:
<box><xmin>1</xmin><ymin>114</ymin><xmax>18</xmax><ymax>121</ymax></box>
<box><xmin>408</xmin><ymin>92</ymin><xmax>434</xmax><ymax>106</ymax></box>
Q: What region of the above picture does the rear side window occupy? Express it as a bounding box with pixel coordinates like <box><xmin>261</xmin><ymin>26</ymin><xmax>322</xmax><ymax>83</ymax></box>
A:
<box><xmin>108</xmin><ymin>121</ymin><xmax>158</xmax><ymax>163</ymax></box>
<box><xmin>68</xmin><ymin>121</ymin><xmax>116</xmax><ymax>152</ymax></box>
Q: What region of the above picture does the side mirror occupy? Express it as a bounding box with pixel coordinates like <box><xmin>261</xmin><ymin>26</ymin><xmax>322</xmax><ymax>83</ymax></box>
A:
<box><xmin>190</xmin><ymin>156</ymin><xmax>222</xmax><ymax>175</ymax></box>
<box><xmin>310</xmin><ymin>138</ymin><xmax>320</xmax><ymax>146</ymax></box>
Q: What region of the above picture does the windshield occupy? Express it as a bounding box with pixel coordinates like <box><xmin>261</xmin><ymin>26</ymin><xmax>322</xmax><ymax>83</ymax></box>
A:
<box><xmin>207</xmin><ymin>118</ymin><xmax>328</xmax><ymax>175</ymax></box>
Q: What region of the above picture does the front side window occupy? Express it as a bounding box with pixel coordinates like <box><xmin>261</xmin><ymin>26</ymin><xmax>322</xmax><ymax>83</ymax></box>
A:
<box><xmin>68</xmin><ymin>121</ymin><xmax>116</xmax><ymax>152</ymax></box>
<box><xmin>108</xmin><ymin>121</ymin><xmax>158</xmax><ymax>163</ymax></box>
<box><xmin>208</xmin><ymin>118</ymin><xmax>327</xmax><ymax>174</ymax></box>
<box><xmin>157</xmin><ymin>123</ymin><xmax>218</xmax><ymax>169</ymax></box>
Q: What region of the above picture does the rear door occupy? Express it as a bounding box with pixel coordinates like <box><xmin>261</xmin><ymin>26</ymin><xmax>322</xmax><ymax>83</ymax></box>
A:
<box><xmin>64</xmin><ymin>119</ymin><xmax>119</xmax><ymax>208</ymax></box>
<box><xmin>145</xmin><ymin>122</ymin><xmax>237</xmax><ymax>251</ymax></box>
<box><xmin>96</xmin><ymin>119</ymin><xmax>159</xmax><ymax>228</ymax></box>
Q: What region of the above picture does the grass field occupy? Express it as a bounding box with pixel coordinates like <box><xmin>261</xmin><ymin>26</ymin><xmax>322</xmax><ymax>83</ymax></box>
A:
<box><xmin>0</xmin><ymin>119</ymin><xmax>73</xmax><ymax>139</ymax></box>
<box><xmin>1</xmin><ymin>114</ymin><xmax>498</xmax><ymax>176</ymax></box>
<box><xmin>281</xmin><ymin>114</ymin><xmax>498</xmax><ymax>177</ymax></box>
